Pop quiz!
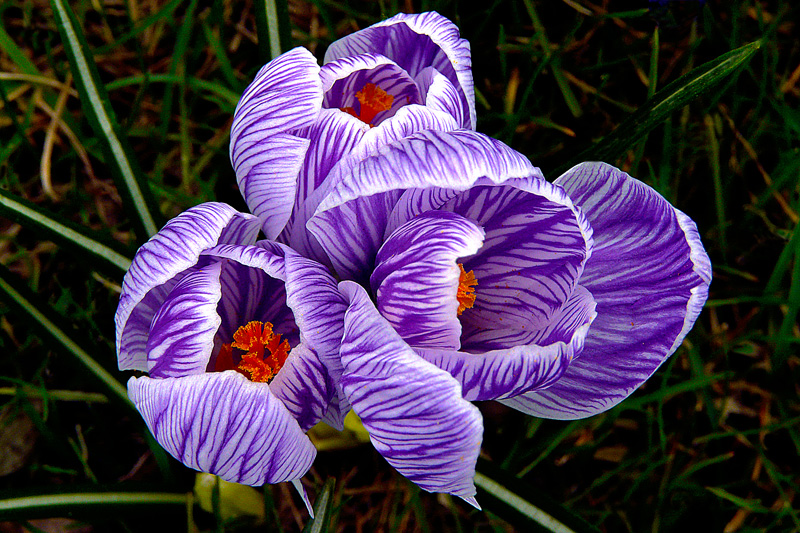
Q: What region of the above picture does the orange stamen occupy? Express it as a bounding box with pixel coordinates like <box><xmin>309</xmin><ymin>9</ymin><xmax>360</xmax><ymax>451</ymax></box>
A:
<box><xmin>340</xmin><ymin>83</ymin><xmax>394</xmax><ymax>126</ymax></box>
<box><xmin>215</xmin><ymin>321</ymin><xmax>290</xmax><ymax>383</ymax></box>
<box><xmin>456</xmin><ymin>264</ymin><xmax>478</xmax><ymax>315</ymax></box>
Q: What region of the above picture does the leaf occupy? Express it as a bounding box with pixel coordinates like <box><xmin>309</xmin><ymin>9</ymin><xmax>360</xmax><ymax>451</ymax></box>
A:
<box><xmin>705</xmin><ymin>487</ymin><xmax>771</xmax><ymax>513</ymax></box>
<box><xmin>0</xmin><ymin>489</ymin><xmax>188</xmax><ymax>520</ymax></box>
<box><xmin>49</xmin><ymin>0</ymin><xmax>161</xmax><ymax>240</ymax></box>
<box><xmin>255</xmin><ymin>0</ymin><xmax>293</xmax><ymax>63</ymax></box>
<box><xmin>0</xmin><ymin>189</ymin><xmax>132</xmax><ymax>274</ymax></box>
<box><xmin>302</xmin><ymin>479</ymin><xmax>336</xmax><ymax>533</ymax></box>
<box><xmin>475</xmin><ymin>459</ymin><xmax>601</xmax><ymax>533</ymax></box>
<box><xmin>193</xmin><ymin>473</ymin><xmax>265</xmax><ymax>521</ymax></box>
<box><xmin>0</xmin><ymin>264</ymin><xmax>132</xmax><ymax>410</ymax></box>
<box><xmin>558</xmin><ymin>40</ymin><xmax>761</xmax><ymax>172</ymax></box>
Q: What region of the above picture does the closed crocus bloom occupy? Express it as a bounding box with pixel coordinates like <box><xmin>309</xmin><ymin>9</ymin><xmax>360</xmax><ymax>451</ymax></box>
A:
<box><xmin>115</xmin><ymin>203</ymin><xmax>347</xmax><ymax>493</ymax></box>
<box><xmin>229</xmin><ymin>12</ymin><xmax>474</xmax><ymax>263</ymax></box>
<box><xmin>303</xmin><ymin>129</ymin><xmax>711</xmax><ymax>505</ymax></box>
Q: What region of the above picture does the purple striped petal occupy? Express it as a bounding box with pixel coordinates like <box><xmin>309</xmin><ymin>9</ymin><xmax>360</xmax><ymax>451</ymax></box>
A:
<box><xmin>324</xmin><ymin>12</ymin><xmax>475</xmax><ymax>129</ymax></box>
<box><xmin>269</xmin><ymin>343</ymin><xmax>335</xmax><ymax>432</ymax></box>
<box><xmin>213</xmin><ymin>257</ymin><xmax>296</xmax><ymax>361</ymax></box>
<box><xmin>232</xmin><ymin>134</ymin><xmax>309</xmax><ymax>239</ymax></box>
<box><xmin>285</xmin><ymin>109</ymin><xmax>366</xmax><ymax>232</ymax></box>
<box><xmin>339</xmin><ymin>281</ymin><xmax>482</xmax><ymax>503</ymax></box>
<box><xmin>230</xmin><ymin>47</ymin><xmax>323</xmax><ymax>238</ymax></box>
<box><xmin>320</xmin><ymin>54</ymin><xmax>422</xmax><ymax>125</ymax></box>
<box><xmin>129</xmin><ymin>372</ymin><xmax>316</xmax><ymax>485</ymax></box>
<box><xmin>502</xmin><ymin>162</ymin><xmax>711</xmax><ymax>419</ymax></box>
<box><xmin>147</xmin><ymin>262</ymin><xmax>222</xmax><ymax>378</ymax></box>
<box><xmin>448</xmin><ymin>179</ymin><xmax>592</xmax><ymax>332</ymax></box>
<box><xmin>371</xmin><ymin>211</ymin><xmax>484</xmax><ymax>350</ymax></box>
<box><xmin>283</xmin><ymin>248</ymin><xmax>348</xmax><ymax>381</ymax></box>
<box><xmin>116</xmin><ymin>203</ymin><xmax>260</xmax><ymax>371</ymax></box>
<box><xmin>307</xmin><ymin>129</ymin><xmax>535</xmax><ymax>281</ymax></box>
<box><xmin>462</xmin><ymin>285</ymin><xmax>596</xmax><ymax>353</ymax></box>
<box><xmin>415</xmin><ymin>67</ymin><xmax>468</xmax><ymax>128</ymax></box>
<box><xmin>282</xmin><ymin>104</ymin><xmax>460</xmax><ymax>264</ymax></box>
<box><xmin>418</xmin><ymin>285</ymin><xmax>596</xmax><ymax>401</ymax></box>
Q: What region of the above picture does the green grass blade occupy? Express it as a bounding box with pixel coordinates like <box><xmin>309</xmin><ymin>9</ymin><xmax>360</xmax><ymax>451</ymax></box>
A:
<box><xmin>0</xmin><ymin>264</ymin><xmax>132</xmax><ymax>410</ymax></box>
<box><xmin>302</xmin><ymin>479</ymin><xmax>336</xmax><ymax>533</ymax></box>
<box><xmin>0</xmin><ymin>491</ymin><xmax>188</xmax><ymax>519</ymax></box>
<box><xmin>475</xmin><ymin>460</ymin><xmax>601</xmax><ymax>533</ymax></box>
<box><xmin>0</xmin><ymin>190</ymin><xmax>132</xmax><ymax>273</ymax></box>
<box><xmin>49</xmin><ymin>0</ymin><xmax>160</xmax><ymax>239</ymax></box>
<box><xmin>558</xmin><ymin>40</ymin><xmax>761</xmax><ymax>172</ymax></box>
<box><xmin>255</xmin><ymin>0</ymin><xmax>293</xmax><ymax>62</ymax></box>
<box><xmin>106</xmin><ymin>73</ymin><xmax>241</xmax><ymax>111</ymax></box>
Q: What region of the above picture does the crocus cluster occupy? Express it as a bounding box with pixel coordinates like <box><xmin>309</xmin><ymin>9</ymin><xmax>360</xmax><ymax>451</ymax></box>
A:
<box><xmin>116</xmin><ymin>12</ymin><xmax>711</xmax><ymax>509</ymax></box>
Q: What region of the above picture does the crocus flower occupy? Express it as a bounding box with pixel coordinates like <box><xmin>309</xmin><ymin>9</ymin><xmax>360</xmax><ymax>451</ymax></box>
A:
<box><xmin>229</xmin><ymin>11</ymin><xmax>475</xmax><ymax>263</ymax></box>
<box><xmin>115</xmin><ymin>202</ymin><xmax>346</xmax><ymax>492</ymax></box>
<box><xmin>299</xmin><ymin>128</ymin><xmax>711</xmax><ymax>505</ymax></box>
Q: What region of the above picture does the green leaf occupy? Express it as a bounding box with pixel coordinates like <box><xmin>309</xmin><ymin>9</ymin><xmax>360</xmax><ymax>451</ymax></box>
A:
<box><xmin>705</xmin><ymin>487</ymin><xmax>771</xmax><ymax>513</ymax></box>
<box><xmin>0</xmin><ymin>264</ymin><xmax>132</xmax><ymax>410</ymax></box>
<box><xmin>49</xmin><ymin>0</ymin><xmax>161</xmax><ymax>239</ymax></box>
<box><xmin>558</xmin><ymin>40</ymin><xmax>761</xmax><ymax>173</ymax></box>
<box><xmin>255</xmin><ymin>0</ymin><xmax>293</xmax><ymax>63</ymax></box>
<box><xmin>0</xmin><ymin>189</ymin><xmax>132</xmax><ymax>273</ymax></box>
<box><xmin>0</xmin><ymin>489</ymin><xmax>188</xmax><ymax>520</ymax></box>
<box><xmin>475</xmin><ymin>460</ymin><xmax>601</xmax><ymax>533</ymax></box>
<box><xmin>302</xmin><ymin>479</ymin><xmax>336</xmax><ymax>533</ymax></box>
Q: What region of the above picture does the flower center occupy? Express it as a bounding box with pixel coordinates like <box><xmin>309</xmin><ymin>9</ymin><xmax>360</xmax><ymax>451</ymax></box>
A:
<box><xmin>341</xmin><ymin>83</ymin><xmax>394</xmax><ymax>126</ymax></box>
<box><xmin>214</xmin><ymin>321</ymin><xmax>290</xmax><ymax>383</ymax></box>
<box><xmin>457</xmin><ymin>264</ymin><xmax>478</xmax><ymax>315</ymax></box>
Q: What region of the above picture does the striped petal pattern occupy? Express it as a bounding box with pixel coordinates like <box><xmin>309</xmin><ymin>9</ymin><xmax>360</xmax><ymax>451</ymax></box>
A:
<box><xmin>129</xmin><ymin>372</ymin><xmax>316</xmax><ymax>485</ymax></box>
<box><xmin>230</xmin><ymin>47</ymin><xmax>323</xmax><ymax>238</ymax></box>
<box><xmin>307</xmin><ymin>129</ymin><xmax>535</xmax><ymax>281</ymax></box>
<box><xmin>116</xmin><ymin>203</ymin><xmax>260</xmax><ymax>372</ymax></box>
<box><xmin>501</xmin><ymin>163</ymin><xmax>711</xmax><ymax>419</ymax></box>
<box><xmin>117</xmin><ymin>204</ymin><xmax>347</xmax><ymax>490</ymax></box>
<box><xmin>324</xmin><ymin>11</ymin><xmax>475</xmax><ymax>129</ymax></box>
<box><xmin>147</xmin><ymin>262</ymin><xmax>223</xmax><ymax>378</ymax></box>
<box><xmin>371</xmin><ymin>210</ymin><xmax>485</xmax><ymax>350</ymax></box>
<box><xmin>320</xmin><ymin>54</ymin><xmax>423</xmax><ymax>125</ymax></box>
<box><xmin>339</xmin><ymin>281</ymin><xmax>483</xmax><ymax>504</ymax></box>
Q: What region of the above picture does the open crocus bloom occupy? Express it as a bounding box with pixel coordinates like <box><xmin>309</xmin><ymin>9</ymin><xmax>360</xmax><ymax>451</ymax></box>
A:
<box><xmin>229</xmin><ymin>11</ymin><xmax>475</xmax><ymax>261</ymax></box>
<box><xmin>303</xmin><ymin>129</ymin><xmax>711</xmax><ymax>504</ymax></box>
<box><xmin>115</xmin><ymin>202</ymin><xmax>347</xmax><ymax>489</ymax></box>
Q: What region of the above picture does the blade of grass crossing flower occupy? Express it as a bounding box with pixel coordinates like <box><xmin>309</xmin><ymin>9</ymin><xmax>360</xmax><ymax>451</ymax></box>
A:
<box><xmin>302</xmin><ymin>479</ymin><xmax>335</xmax><ymax>533</ymax></box>
<box><xmin>49</xmin><ymin>0</ymin><xmax>160</xmax><ymax>239</ymax></box>
<box><xmin>475</xmin><ymin>460</ymin><xmax>601</xmax><ymax>533</ymax></box>
<box><xmin>0</xmin><ymin>264</ymin><xmax>132</xmax><ymax>410</ymax></box>
<box><xmin>0</xmin><ymin>190</ymin><xmax>132</xmax><ymax>273</ymax></box>
<box><xmin>0</xmin><ymin>491</ymin><xmax>188</xmax><ymax>520</ymax></box>
<box><xmin>559</xmin><ymin>40</ymin><xmax>761</xmax><ymax>172</ymax></box>
<box><xmin>255</xmin><ymin>0</ymin><xmax>293</xmax><ymax>62</ymax></box>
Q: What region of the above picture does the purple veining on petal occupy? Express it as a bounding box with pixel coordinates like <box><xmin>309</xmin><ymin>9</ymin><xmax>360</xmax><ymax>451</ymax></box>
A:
<box><xmin>230</xmin><ymin>47</ymin><xmax>323</xmax><ymax>238</ymax></box>
<box><xmin>116</xmin><ymin>203</ymin><xmax>259</xmax><ymax>372</ymax></box>
<box><xmin>308</xmin><ymin>130</ymin><xmax>536</xmax><ymax>282</ymax></box>
<box><xmin>320</xmin><ymin>55</ymin><xmax>422</xmax><ymax>126</ymax></box>
<box><xmin>371</xmin><ymin>210</ymin><xmax>484</xmax><ymax>350</ymax></box>
<box><xmin>501</xmin><ymin>162</ymin><xmax>711</xmax><ymax>419</ymax></box>
<box><xmin>269</xmin><ymin>342</ymin><xmax>335</xmax><ymax>431</ymax></box>
<box><xmin>324</xmin><ymin>12</ymin><xmax>475</xmax><ymax>129</ymax></box>
<box><xmin>147</xmin><ymin>262</ymin><xmax>223</xmax><ymax>378</ymax></box>
<box><xmin>129</xmin><ymin>372</ymin><xmax>316</xmax><ymax>485</ymax></box>
<box><xmin>338</xmin><ymin>280</ymin><xmax>483</xmax><ymax>502</ymax></box>
<box><xmin>446</xmin><ymin>183</ymin><xmax>590</xmax><ymax>332</ymax></box>
<box><xmin>415</xmin><ymin>67</ymin><xmax>468</xmax><ymax>128</ymax></box>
